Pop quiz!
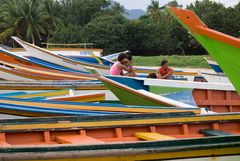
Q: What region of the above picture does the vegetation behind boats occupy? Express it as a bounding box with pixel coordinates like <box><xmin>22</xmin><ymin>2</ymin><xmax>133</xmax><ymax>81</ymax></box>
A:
<box><xmin>0</xmin><ymin>0</ymin><xmax>239</xmax><ymax>56</ymax></box>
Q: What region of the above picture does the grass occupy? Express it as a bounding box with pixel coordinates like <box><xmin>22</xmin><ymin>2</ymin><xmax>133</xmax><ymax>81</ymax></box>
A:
<box><xmin>133</xmin><ymin>55</ymin><xmax>210</xmax><ymax>68</ymax></box>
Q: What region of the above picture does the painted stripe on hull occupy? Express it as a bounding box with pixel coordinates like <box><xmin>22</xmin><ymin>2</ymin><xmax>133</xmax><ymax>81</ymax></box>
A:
<box><xmin>1</xmin><ymin>113</ymin><xmax>238</xmax><ymax>131</ymax></box>
<box><xmin>15</xmin><ymin>148</ymin><xmax>240</xmax><ymax>161</ymax></box>
<box><xmin>0</xmin><ymin>67</ymin><xmax>34</xmax><ymax>81</ymax></box>
<box><xmin>0</xmin><ymin>98</ymin><xmax>200</xmax><ymax>115</ymax></box>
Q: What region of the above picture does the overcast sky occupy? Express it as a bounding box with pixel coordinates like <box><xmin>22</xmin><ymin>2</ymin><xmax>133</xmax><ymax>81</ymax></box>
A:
<box><xmin>114</xmin><ymin>0</ymin><xmax>240</xmax><ymax>10</ymax></box>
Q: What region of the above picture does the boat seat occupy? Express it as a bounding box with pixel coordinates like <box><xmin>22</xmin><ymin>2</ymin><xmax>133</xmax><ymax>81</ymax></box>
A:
<box><xmin>56</xmin><ymin>135</ymin><xmax>105</xmax><ymax>145</ymax></box>
<box><xmin>135</xmin><ymin>132</ymin><xmax>176</xmax><ymax>141</ymax></box>
<box><xmin>200</xmin><ymin>129</ymin><xmax>234</xmax><ymax>136</ymax></box>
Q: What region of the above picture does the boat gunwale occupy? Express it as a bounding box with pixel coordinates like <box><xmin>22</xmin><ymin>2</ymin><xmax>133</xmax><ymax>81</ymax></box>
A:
<box><xmin>0</xmin><ymin>135</ymin><xmax>239</xmax><ymax>159</ymax></box>
<box><xmin>1</xmin><ymin>113</ymin><xmax>240</xmax><ymax>132</ymax></box>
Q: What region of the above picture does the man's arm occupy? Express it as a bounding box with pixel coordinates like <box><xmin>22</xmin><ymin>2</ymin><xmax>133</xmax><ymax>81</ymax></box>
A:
<box><xmin>161</xmin><ymin>70</ymin><xmax>173</xmax><ymax>79</ymax></box>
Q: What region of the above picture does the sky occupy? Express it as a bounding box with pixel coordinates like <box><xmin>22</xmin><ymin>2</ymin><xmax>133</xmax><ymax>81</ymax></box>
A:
<box><xmin>114</xmin><ymin>0</ymin><xmax>240</xmax><ymax>10</ymax></box>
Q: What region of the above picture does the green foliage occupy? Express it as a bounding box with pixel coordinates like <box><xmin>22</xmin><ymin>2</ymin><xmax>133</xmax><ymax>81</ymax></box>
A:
<box><xmin>0</xmin><ymin>0</ymin><xmax>239</xmax><ymax>56</ymax></box>
<box><xmin>147</xmin><ymin>0</ymin><xmax>162</xmax><ymax>22</ymax></box>
<box><xmin>57</xmin><ymin>0</ymin><xmax>110</xmax><ymax>26</ymax></box>
<box><xmin>0</xmin><ymin>0</ymin><xmax>63</xmax><ymax>45</ymax></box>
<box><xmin>81</xmin><ymin>14</ymin><xmax>129</xmax><ymax>53</ymax></box>
<box><xmin>50</xmin><ymin>24</ymin><xmax>83</xmax><ymax>44</ymax></box>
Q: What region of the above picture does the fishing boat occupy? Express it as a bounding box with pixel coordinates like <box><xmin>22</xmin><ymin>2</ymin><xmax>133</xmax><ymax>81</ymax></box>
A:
<box><xmin>0</xmin><ymin>112</ymin><xmax>239</xmax><ymax>160</ymax></box>
<box><xmin>0</xmin><ymin>90</ymin><xmax>106</xmax><ymax>102</ymax></box>
<box><xmin>10</xmin><ymin>47</ymin><xmax>122</xmax><ymax>66</ymax></box>
<box><xmin>0</xmin><ymin>48</ymin><xmax>88</xmax><ymax>74</ymax></box>
<box><xmin>4</xmin><ymin>89</ymin><xmax>69</xmax><ymax>99</ymax></box>
<box><xmin>100</xmin><ymin>75</ymin><xmax>240</xmax><ymax>113</ymax></box>
<box><xmin>12</xmin><ymin>36</ymin><xmax>110</xmax><ymax>74</ymax></box>
<box><xmin>0</xmin><ymin>97</ymin><xmax>201</xmax><ymax>116</ymax></box>
<box><xmin>47</xmin><ymin>92</ymin><xmax>106</xmax><ymax>102</ymax></box>
<box><xmin>167</xmin><ymin>7</ymin><xmax>240</xmax><ymax>94</ymax></box>
<box><xmin>0</xmin><ymin>80</ymin><xmax>105</xmax><ymax>90</ymax></box>
<box><xmin>0</xmin><ymin>59</ymin><xmax>97</xmax><ymax>80</ymax></box>
<box><xmin>98</xmin><ymin>76</ymin><xmax>196</xmax><ymax>107</ymax></box>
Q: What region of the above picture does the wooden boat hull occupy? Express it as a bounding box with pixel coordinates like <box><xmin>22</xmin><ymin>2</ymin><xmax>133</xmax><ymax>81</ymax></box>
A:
<box><xmin>7</xmin><ymin>89</ymin><xmax>69</xmax><ymax>99</ymax></box>
<box><xmin>0</xmin><ymin>58</ymin><xmax>96</xmax><ymax>81</ymax></box>
<box><xmin>1</xmin><ymin>136</ymin><xmax>240</xmax><ymax>161</ymax></box>
<box><xmin>167</xmin><ymin>7</ymin><xmax>240</xmax><ymax>94</ymax></box>
<box><xmin>0</xmin><ymin>66</ymin><xmax>34</xmax><ymax>81</ymax></box>
<box><xmin>12</xmin><ymin>36</ymin><xmax>109</xmax><ymax>74</ymax></box>
<box><xmin>0</xmin><ymin>80</ymin><xmax>106</xmax><ymax>90</ymax></box>
<box><xmin>104</xmin><ymin>76</ymin><xmax>240</xmax><ymax>113</ymax></box>
<box><xmin>0</xmin><ymin>113</ymin><xmax>239</xmax><ymax>160</ymax></box>
<box><xmin>48</xmin><ymin>92</ymin><xmax>106</xmax><ymax>102</ymax></box>
<box><xmin>0</xmin><ymin>97</ymin><xmax>201</xmax><ymax>116</ymax></box>
<box><xmin>0</xmin><ymin>48</ymin><xmax>86</xmax><ymax>74</ymax></box>
<box><xmin>98</xmin><ymin>76</ymin><xmax>196</xmax><ymax>108</ymax></box>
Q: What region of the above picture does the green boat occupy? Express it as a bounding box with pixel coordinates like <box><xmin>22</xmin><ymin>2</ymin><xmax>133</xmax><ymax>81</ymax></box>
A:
<box><xmin>98</xmin><ymin>76</ymin><xmax>196</xmax><ymax>108</ymax></box>
<box><xmin>167</xmin><ymin>7</ymin><xmax>240</xmax><ymax>94</ymax></box>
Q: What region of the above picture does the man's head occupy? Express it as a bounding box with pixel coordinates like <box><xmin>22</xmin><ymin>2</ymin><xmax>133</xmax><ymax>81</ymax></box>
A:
<box><xmin>118</xmin><ymin>53</ymin><xmax>129</xmax><ymax>65</ymax></box>
<box><xmin>161</xmin><ymin>60</ymin><xmax>169</xmax><ymax>69</ymax></box>
<box><xmin>147</xmin><ymin>73</ymin><xmax>157</xmax><ymax>79</ymax></box>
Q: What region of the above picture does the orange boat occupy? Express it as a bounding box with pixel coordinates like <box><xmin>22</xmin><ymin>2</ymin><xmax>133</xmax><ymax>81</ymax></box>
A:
<box><xmin>0</xmin><ymin>112</ymin><xmax>239</xmax><ymax>160</ymax></box>
<box><xmin>0</xmin><ymin>59</ymin><xmax>96</xmax><ymax>80</ymax></box>
<box><xmin>0</xmin><ymin>49</ymin><xmax>96</xmax><ymax>80</ymax></box>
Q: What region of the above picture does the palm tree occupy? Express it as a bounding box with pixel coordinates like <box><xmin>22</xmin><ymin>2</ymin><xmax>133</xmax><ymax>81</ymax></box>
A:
<box><xmin>0</xmin><ymin>0</ymin><xmax>48</xmax><ymax>44</ymax></box>
<box><xmin>111</xmin><ymin>2</ymin><xmax>126</xmax><ymax>15</ymax></box>
<box><xmin>43</xmin><ymin>0</ymin><xmax>63</xmax><ymax>46</ymax></box>
<box><xmin>147</xmin><ymin>0</ymin><xmax>161</xmax><ymax>22</ymax></box>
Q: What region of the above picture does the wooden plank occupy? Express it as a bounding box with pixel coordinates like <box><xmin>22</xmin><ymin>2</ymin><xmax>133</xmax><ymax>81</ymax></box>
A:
<box><xmin>0</xmin><ymin>141</ymin><xmax>10</xmax><ymax>146</ymax></box>
<box><xmin>200</xmin><ymin>129</ymin><xmax>234</xmax><ymax>136</ymax></box>
<box><xmin>56</xmin><ymin>135</ymin><xmax>105</xmax><ymax>145</ymax></box>
<box><xmin>135</xmin><ymin>132</ymin><xmax>176</xmax><ymax>141</ymax></box>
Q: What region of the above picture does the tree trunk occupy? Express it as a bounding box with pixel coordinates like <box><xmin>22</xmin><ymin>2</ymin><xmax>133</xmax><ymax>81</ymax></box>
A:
<box><xmin>32</xmin><ymin>34</ymin><xmax>35</xmax><ymax>45</ymax></box>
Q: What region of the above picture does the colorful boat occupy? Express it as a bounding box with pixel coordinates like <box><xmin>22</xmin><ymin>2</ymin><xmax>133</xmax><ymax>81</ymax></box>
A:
<box><xmin>0</xmin><ymin>48</ymin><xmax>87</xmax><ymax>74</ymax></box>
<box><xmin>47</xmin><ymin>92</ymin><xmax>106</xmax><ymax>102</ymax></box>
<box><xmin>0</xmin><ymin>60</ymin><xmax>96</xmax><ymax>81</ymax></box>
<box><xmin>0</xmin><ymin>80</ymin><xmax>106</xmax><ymax>90</ymax></box>
<box><xmin>12</xmin><ymin>36</ymin><xmax>110</xmax><ymax>74</ymax></box>
<box><xmin>98</xmin><ymin>76</ymin><xmax>196</xmax><ymax>108</ymax></box>
<box><xmin>167</xmin><ymin>7</ymin><xmax>240</xmax><ymax>94</ymax></box>
<box><xmin>8</xmin><ymin>89</ymin><xmax>69</xmax><ymax>99</ymax></box>
<box><xmin>10</xmin><ymin>47</ymin><xmax>117</xmax><ymax>66</ymax></box>
<box><xmin>0</xmin><ymin>90</ymin><xmax>106</xmax><ymax>102</ymax></box>
<box><xmin>0</xmin><ymin>113</ymin><xmax>239</xmax><ymax>160</ymax></box>
<box><xmin>102</xmin><ymin>75</ymin><xmax>240</xmax><ymax>113</ymax></box>
<box><xmin>0</xmin><ymin>97</ymin><xmax>201</xmax><ymax>116</ymax></box>
<box><xmin>0</xmin><ymin>50</ymin><xmax>98</xmax><ymax>80</ymax></box>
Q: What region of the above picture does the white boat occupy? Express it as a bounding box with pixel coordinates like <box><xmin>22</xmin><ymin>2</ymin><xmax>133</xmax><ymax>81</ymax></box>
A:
<box><xmin>0</xmin><ymin>65</ymin><xmax>34</xmax><ymax>81</ymax></box>
<box><xmin>12</xmin><ymin>37</ymin><xmax>109</xmax><ymax>74</ymax></box>
<box><xmin>201</xmin><ymin>72</ymin><xmax>231</xmax><ymax>84</ymax></box>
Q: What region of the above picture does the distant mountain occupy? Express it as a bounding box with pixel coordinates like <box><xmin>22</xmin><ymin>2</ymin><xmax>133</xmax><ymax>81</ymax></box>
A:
<box><xmin>110</xmin><ymin>0</ymin><xmax>146</xmax><ymax>19</ymax></box>
<box><xmin>124</xmin><ymin>9</ymin><xmax>146</xmax><ymax>20</ymax></box>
